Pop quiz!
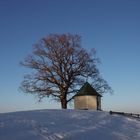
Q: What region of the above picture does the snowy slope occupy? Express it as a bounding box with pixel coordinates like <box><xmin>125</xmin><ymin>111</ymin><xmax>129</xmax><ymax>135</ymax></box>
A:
<box><xmin>0</xmin><ymin>109</ymin><xmax>140</xmax><ymax>140</ymax></box>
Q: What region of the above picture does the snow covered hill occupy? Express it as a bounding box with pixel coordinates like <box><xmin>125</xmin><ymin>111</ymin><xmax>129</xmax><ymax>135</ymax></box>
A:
<box><xmin>0</xmin><ymin>109</ymin><xmax>140</xmax><ymax>140</ymax></box>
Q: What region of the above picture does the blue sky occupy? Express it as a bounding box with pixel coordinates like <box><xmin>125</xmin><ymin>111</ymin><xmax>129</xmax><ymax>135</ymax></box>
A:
<box><xmin>0</xmin><ymin>0</ymin><xmax>140</xmax><ymax>113</ymax></box>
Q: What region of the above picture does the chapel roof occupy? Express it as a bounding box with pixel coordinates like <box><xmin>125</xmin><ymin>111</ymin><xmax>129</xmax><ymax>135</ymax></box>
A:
<box><xmin>75</xmin><ymin>82</ymin><xmax>102</xmax><ymax>97</ymax></box>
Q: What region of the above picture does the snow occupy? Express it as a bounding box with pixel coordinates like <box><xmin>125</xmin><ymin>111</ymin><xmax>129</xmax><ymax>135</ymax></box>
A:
<box><xmin>0</xmin><ymin>109</ymin><xmax>140</xmax><ymax>140</ymax></box>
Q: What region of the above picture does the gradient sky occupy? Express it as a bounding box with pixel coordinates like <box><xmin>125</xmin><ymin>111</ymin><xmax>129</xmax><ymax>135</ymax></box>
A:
<box><xmin>0</xmin><ymin>0</ymin><xmax>140</xmax><ymax>113</ymax></box>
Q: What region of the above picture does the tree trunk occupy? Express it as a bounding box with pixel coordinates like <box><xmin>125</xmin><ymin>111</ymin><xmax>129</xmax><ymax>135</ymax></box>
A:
<box><xmin>61</xmin><ymin>98</ymin><xmax>67</xmax><ymax>109</ymax></box>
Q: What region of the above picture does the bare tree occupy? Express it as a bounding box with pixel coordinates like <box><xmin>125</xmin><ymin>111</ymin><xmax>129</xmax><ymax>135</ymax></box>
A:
<box><xmin>20</xmin><ymin>34</ymin><xmax>112</xmax><ymax>109</ymax></box>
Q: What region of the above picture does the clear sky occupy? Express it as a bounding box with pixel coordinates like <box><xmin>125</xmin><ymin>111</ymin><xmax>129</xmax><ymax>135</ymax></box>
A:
<box><xmin>0</xmin><ymin>0</ymin><xmax>140</xmax><ymax>113</ymax></box>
